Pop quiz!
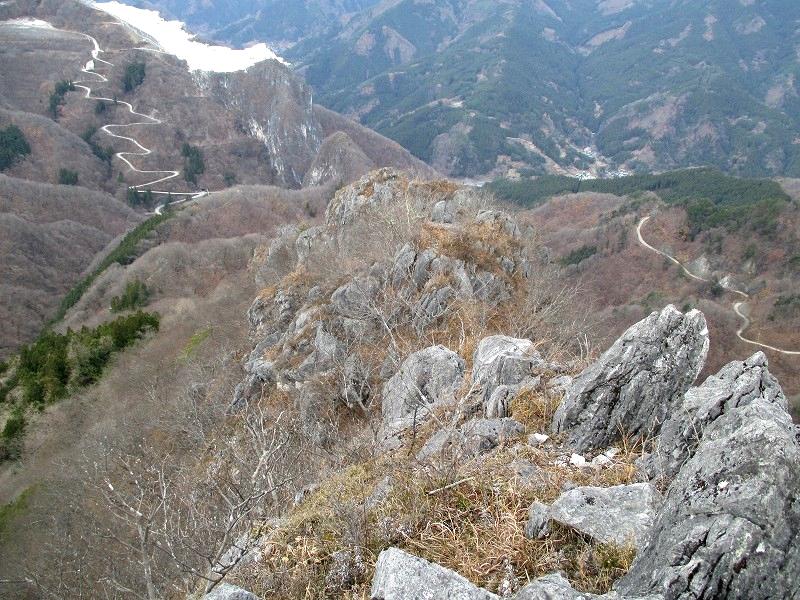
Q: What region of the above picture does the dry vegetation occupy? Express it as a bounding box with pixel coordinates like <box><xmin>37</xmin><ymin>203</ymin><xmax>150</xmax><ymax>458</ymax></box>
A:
<box><xmin>523</xmin><ymin>191</ymin><xmax>800</xmax><ymax>400</ymax></box>
<box><xmin>0</xmin><ymin>174</ymin><xmax>141</xmax><ymax>357</ymax></box>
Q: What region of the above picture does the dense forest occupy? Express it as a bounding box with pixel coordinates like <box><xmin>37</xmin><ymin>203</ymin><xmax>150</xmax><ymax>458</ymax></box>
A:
<box><xmin>122</xmin><ymin>61</ymin><xmax>146</xmax><ymax>93</ymax></box>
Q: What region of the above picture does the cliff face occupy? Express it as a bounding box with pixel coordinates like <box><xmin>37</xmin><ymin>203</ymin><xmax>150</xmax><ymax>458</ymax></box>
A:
<box><xmin>203</xmin><ymin>61</ymin><xmax>323</xmax><ymax>188</ymax></box>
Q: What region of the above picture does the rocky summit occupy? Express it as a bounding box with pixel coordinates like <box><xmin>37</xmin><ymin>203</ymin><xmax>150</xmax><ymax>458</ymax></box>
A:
<box><xmin>1</xmin><ymin>0</ymin><xmax>799</xmax><ymax>597</ymax></box>
<box><xmin>192</xmin><ymin>171</ymin><xmax>799</xmax><ymax>599</ymax></box>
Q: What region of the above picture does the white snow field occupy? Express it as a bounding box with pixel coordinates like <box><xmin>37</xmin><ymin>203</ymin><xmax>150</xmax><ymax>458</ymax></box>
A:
<box><xmin>90</xmin><ymin>1</ymin><xmax>285</xmax><ymax>72</ymax></box>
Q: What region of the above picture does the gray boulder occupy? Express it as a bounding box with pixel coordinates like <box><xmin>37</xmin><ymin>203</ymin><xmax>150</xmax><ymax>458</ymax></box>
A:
<box><xmin>413</xmin><ymin>286</ymin><xmax>455</xmax><ymax>332</ymax></box>
<box><xmin>381</xmin><ymin>346</ymin><xmax>466</xmax><ymax>435</ymax></box>
<box><xmin>202</xmin><ymin>583</ymin><xmax>258</xmax><ymax>600</ymax></box>
<box><xmin>514</xmin><ymin>573</ymin><xmax>600</xmax><ymax>599</ymax></box>
<box><xmin>461</xmin><ymin>417</ymin><xmax>526</xmax><ymax>454</ymax></box>
<box><xmin>515</xmin><ymin>573</ymin><xmax>664</xmax><ymax>600</ymax></box>
<box><xmin>552</xmin><ymin>306</ymin><xmax>709</xmax><ymax>453</ymax></box>
<box><xmin>644</xmin><ymin>352</ymin><xmax>787</xmax><ymax>479</ymax></box>
<box><xmin>472</xmin><ymin>336</ymin><xmax>543</xmax><ymax>412</ymax></box>
<box><xmin>547</xmin><ymin>484</ymin><xmax>660</xmax><ymax>548</ymax></box>
<box><xmin>331</xmin><ymin>275</ymin><xmax>381</xmax><ymax>318</ymax></box>
<box><xmin>617</xmin><ymin>378</ymin><xmax>800</xmax><ymax>599</ymax></box>
<box><xmin>417</xmin><ymin>418</ymin><xmax>525</xmax><ymax>463</ymax></box>
<box><xmin>371</xmin><ymin>547</ymin><xmax>499</xmax><ymax>600</ymax></box>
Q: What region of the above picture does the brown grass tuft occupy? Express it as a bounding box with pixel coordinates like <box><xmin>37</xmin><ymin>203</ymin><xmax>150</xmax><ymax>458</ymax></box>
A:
<box><xmin>510</xmin><ymin>387</ymin><xmax>560</xmax><ymax>433</ymax></box>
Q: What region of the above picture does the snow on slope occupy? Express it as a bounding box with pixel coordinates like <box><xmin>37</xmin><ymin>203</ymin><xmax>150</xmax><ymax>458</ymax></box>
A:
<box><xmin>90</xmin><ymin>1</ymin><xmax>286</xmax><ymax>72</ymax></box>
<box><xmin>2</xmin><ymin>18</ymin><xmax>56</xmax><ymax>29</ymax></box>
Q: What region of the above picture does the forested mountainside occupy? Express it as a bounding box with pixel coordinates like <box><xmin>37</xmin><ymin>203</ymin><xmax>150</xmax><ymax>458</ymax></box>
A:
<box><xmin>135</xmin><ymin>0</ymin><xmax>800</xmax><ymax>179</ymax></box>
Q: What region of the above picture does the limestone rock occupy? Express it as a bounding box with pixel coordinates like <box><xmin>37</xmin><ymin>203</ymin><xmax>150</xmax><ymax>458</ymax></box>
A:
<box><xmin>645</xmin><ymin>352</ymin><xmax>787</xmax><ymax>479</ymax></box>
<box><xmin>331</xmin><ymin>275</ymin><xmax>381</xmax><ymax>318</ymax></box>
<box><xmin>552</xmin><ymin>306</ymin><xmax>709</xmax><ymax>453</ymax></box>
<box><xmin>524</xmin><ymin>501</ymin><xmax>550</xmax><ymax>539</ymax></box>
<box><xmin>514</xmin><ymin>573</ymin><xmax>599</xmax><ymax>599</ymax></box>
<box><xmin>325</xmin><ymin>168</ymin><xmax>404</xmax><ymax>229</ymax></box>
<box><xmin>381</xmin><ymin>346</ymin><xmax>465</xmax><ymax>435</ymax></box>
<box><xmin>417</xmin><ymin>418</ymin><xmax>525</xmax><ymax>463</ymax></box>
<box><xmin>202</xmin><ymin>583</ymin><xmax>258</xmax><ymax>600</ymax></box>
<box><xmin>617</xmin><ymin>386</ymin><xmax>800</xmax><ymax>599</ymax></box>
<box><xmin>547</xmin><ymin>483</ymin><xmax>660</xmax><ymax>548</ymax></box>
<box><xmin>461</xmin><ymin>417</ymin><xmax>526</xmax><ymax>454</ymax></box>
<box><xmin>472</xmin><ymin>336</ymin><xmax>543</xmax><ymax>415</ymax></box>
<box><xmin>371</xmin><ymin>547</ymin><xmax>499</xmax><ymax>600</ymax></box>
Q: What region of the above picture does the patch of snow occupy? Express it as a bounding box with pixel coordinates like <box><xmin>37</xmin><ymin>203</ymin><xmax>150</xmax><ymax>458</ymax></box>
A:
<box><xmin>1</xmin><ymin>18</ymin><xmax>56</xmax><ymax>29</ymax></box>
<box><xmin>90</xmin><ymin>1</ymin><xmax>285</xmax><ymax>72</ymax></box>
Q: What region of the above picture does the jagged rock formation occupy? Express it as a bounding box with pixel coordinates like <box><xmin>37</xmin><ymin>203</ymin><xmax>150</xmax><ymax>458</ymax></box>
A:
<box><xmin>469</xmin><ymin>335</ymin><xmax>553</xmax><ymax>419</ymax></box>
<box><xmin>372</xmin><ymin>548</ymin><xmax>499</xmax><ymax>600</ymax></box>
<box><xmin>381</xmin><ymin>345</ymin><xmax>465</xmax><ymax>436</ymax></box>
<box><xmin>552</xmin><ymin>305</ymin><xmax>709</xmax><ymax>453</ymax></box>
<box><xmin>617</xmin><ymin>354</ymin><xmax>799</xmax><ymax>600</ymax></box>
<box><xmin>233</xmin><ymin>170</ymin><xmax>531</xmax><ymax>422</ymax></box>
<box><xmin>642</xmin><ymin>351</ymin><xmax>787</xmax><ymax>479</ymax></box>
<box><xmin>366</xmin><ymin>300</ymin><xmax>798</xmax><ymax>600</ymax></box>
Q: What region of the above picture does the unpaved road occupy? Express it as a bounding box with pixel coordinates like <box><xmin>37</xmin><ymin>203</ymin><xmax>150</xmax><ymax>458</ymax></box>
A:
<box><xmin>636</xmin><ymin>216</ymin><xmax>799</xmax><ymax>356</ymax></box>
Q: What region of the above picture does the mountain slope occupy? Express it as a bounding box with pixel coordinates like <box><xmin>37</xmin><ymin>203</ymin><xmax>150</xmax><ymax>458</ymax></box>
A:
<box><xmin>0</xmin><ymin>174</ymin><xmax>141</xmax><ymax>357</ymax></box>
<box><xmin>140</xmin><ymin>0</ymin><xmax>800</xmax><ymax>179</ymax></box>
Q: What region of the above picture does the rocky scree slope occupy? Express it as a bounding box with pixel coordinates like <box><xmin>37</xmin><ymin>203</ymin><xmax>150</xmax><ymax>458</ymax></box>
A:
<box><xmin>202</xmin><ymin>172</ymin><xmax>798</xmax><ymax>599</ymax></box>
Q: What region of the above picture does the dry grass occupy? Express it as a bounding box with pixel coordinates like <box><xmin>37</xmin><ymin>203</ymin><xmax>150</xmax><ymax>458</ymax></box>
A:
<box><xmin>510</xmin><ymin>387</ymin><xmax>561</xmax><ymax>433</ymax></box>
<box><xmin>416</xmin><ymin>221</ymin><xmax>520</xmax><ymax>275</ymax></box>
<box><xmin>233</xmin><ymin>428</ymin><xmax>643</xmax><ymax>598</ymax></box>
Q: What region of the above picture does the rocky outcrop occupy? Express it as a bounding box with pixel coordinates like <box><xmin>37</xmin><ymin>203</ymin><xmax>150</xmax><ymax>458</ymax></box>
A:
<box><xmin>515</xmin><ymin>573</ymin><xmax>613</xmax><ymax>599</ymax></box>
<box><xmin>371</xmin><ymin>548</ymin><xmax>499</xmax><ymax>600</ymax></box>
<box><xmin>371</xmin><ymin>549</ymin><xmax>661</xmax><ymax>600</ymax></box>
<box><xmin>543</xmin><ymin>484</ymin><xmax>660</xmax><ymax>548</ymax></box>
<box><xmin>325</xmin><ymin>168</ymin><xmax>408</xmax><ymax>229</ymax></box>
<box><xmin>552</xmin><ymin>305</ymin><xmax>709</xmax><ymax>453</ymax></box>
<box><xmin>417</xmin><ymin>417</ymin><xmax>526</xmax><ymax>462</ymax></box>
<box><xmin>381</xmin><ymin>345</ymin><xmax>466</xmax><ymax>435</ymax></box>
<box><xmin>617</xmin><ymin>357</ymin><xmax>799</xmax><ymax>600</ymax></box>
<box><xmin>470</xmin><ymin>336</ymin><xmax>545</xmax><ymax>418</ymax></box>
<box><xmin>642</xmin><ymin>351</ymin><xmax>787</xmax><ymax>479</ymax></box>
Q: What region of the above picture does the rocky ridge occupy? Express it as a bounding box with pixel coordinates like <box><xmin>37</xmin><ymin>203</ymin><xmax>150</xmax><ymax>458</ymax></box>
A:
<box><xmin>209</xmin><ymin>170</ymin><xmax>798</xmax><ymax>599</ymax></box>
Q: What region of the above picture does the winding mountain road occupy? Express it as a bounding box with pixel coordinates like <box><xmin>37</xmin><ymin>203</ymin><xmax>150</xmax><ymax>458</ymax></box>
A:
<box><xmin>72</xmin><ymin>32</ymin><xmax>209</xmax><ymax>214</ymax></box>
<box><xmin>636</xmin><ymin>216</ymin><xmax>799</xmax><ymax>356</ymax></box>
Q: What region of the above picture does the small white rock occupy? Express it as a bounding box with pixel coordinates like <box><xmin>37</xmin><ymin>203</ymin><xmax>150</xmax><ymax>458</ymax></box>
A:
<box><xmin>569</xmin><ymin>453</ymin><xmax>587</xmax><ymax>468</ymax></box>
<box><xmin>591</xmin><ymin>454</ymin><xmax>612</xmax><ymax>468</ymax></box>
<box><xmin>604</xmin><ymin>448</ymin><xmax>620</xmax><ymax>459</ymax></box>
<box><xmin>528</xmin><ymin>433</ymin><xmax>550</xmax><ymax>446</ymax></box>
